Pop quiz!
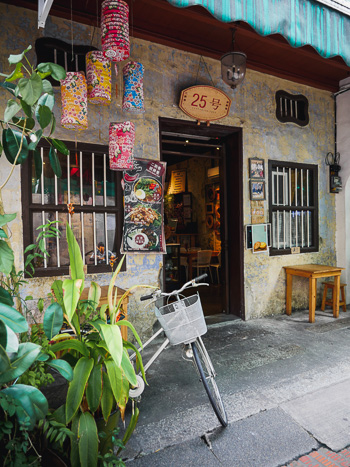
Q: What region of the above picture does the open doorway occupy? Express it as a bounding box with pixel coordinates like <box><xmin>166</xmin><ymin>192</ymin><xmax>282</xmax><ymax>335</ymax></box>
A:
<box><xmin>159</xmin><ymin>118</ymin><xmax>244</xmax><ymax>320</ymax></box>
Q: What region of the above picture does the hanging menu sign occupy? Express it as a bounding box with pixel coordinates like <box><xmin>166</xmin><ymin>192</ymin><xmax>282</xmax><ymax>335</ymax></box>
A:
<box><xmin>179</xmin><ymin>85</ymin><xmax>231</xmax><ymax>124</ymax></box>
<box><xmin>121</xmin><ymin>159</ymin><xmax>167</xmax><ymax>254</ymax></box>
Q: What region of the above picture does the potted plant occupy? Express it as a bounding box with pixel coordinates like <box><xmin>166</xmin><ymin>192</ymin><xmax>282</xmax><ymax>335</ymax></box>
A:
<box><xmin>48</xmin><ymin>223</ymin><xmax>150</xmax><ymax>466</ymax></box>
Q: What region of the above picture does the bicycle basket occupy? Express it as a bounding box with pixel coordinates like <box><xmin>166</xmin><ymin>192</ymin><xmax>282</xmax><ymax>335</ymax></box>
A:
<box><xmin>155</xmin><ymin>293</ymin><xmax>207</xmax><ymax>345</ymax></box>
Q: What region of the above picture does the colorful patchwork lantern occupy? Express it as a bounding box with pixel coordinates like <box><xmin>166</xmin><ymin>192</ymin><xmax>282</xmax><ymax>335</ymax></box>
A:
<box><xmin>101</xmin><ymin>0</ymin><xmax>130</xmax><ymax>62</ymax></box>
<box><xmin>60</xmin><ymin>72</ymin><xmax>88</xmax><ymax>130</ymax></box>
<box><xmin>122</xmin><ymin>62</ymin><xmax>145</xmax><ymax>113</ymax></box>
<box><xmin>86</xmin><ymin>51</ymin><xmax>112</xmax><ymax>104</ymax></box>
<box><xmin>109</xmin><ymin>121</ymin><xmax>135</xmax><ymax>170</ymax></box>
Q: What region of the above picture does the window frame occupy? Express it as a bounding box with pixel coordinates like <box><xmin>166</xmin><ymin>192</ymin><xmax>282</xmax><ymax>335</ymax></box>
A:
<box><xmin>21</xmin><ymin>140</ymin><xmax>125</xmax><ymax>277</ymax></box>
<box><xmin>268</xmin><ymin>160</ymin><xmax>319</xmax><ymax>256</ymax></box>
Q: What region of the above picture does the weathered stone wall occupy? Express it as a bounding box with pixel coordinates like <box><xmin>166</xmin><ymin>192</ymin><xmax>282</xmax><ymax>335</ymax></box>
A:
<box><xmin>0</xmin><ymin>4</ymin><xmax>336</xmax><ymax>325</ymax></box>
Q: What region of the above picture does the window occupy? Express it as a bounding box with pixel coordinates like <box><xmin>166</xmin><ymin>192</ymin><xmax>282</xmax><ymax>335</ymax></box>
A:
<box><xmin>21</xmin><ymin>141</ymin><xmax>124</xmax><ymax>276</ymax></box>
<box><xmin>35</xmin><ymin>38</ymin><xmax>97</xmax><ymax>86</ymax></box>
<box><xmin>268</xmin><ymin>161</ymin><xmax>318</xmax><ymax>255</ymax></box>
<box><xmin>275</xmin><ymin>90</ymin><xmax>309</xmax><ymax>127</ymax></box>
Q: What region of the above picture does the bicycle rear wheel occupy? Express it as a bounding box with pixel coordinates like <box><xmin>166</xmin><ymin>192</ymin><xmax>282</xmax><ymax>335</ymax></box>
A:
<box><xmin>191</xmin><ymin>338</ymin><xmax>228</xmax><ymax>427</ymax></box>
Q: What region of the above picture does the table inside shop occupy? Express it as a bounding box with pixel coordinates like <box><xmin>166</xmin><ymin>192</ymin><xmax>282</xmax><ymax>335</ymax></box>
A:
<box><xmin>283</xmin><ymin>264</ymin><xmax>344</xmax><ymax>323</ymax></box>
<box><xmin>181</xmin><ymin>250</ymin><xmax>219</xmax><ymax>280</ymax></box>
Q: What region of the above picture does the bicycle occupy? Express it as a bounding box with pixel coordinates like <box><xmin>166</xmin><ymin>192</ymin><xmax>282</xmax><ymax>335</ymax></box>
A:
<box><xmin>129</xmin><ymin>274</ymin><xmax>228</xmax><ymax>427</ymax></box>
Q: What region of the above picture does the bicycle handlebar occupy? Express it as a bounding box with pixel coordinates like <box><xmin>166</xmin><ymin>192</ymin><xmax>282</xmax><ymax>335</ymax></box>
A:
<box><xmin>140</xmin><ymin>273</ymin><xmax>208</xmax><ymax>301</ymax></box>
<box><xmin>140</xmin><ymin>294</ymin><xmax>154</xmax><ymax>301</ymax></box>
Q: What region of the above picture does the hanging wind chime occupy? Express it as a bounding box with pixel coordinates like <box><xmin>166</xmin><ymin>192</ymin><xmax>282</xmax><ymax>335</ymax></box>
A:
<box><xmin>101</xmin><ymin>0</ymin><xmax>130</xmax><ymax>62</ymax></box>
<box><xmin>60</xmin><ymin>72</ymin><xmax>88</xmax><ymax>130</ymax></box>
<box><xmin>109</xmin><ymin>121</ymin><xmax>135</xmax><ymax>170</ymax></box>
<box><xmin>122</xmin><ymin>61</ymin><xmax>145</xmax><ymax>113</ymax></box>
<box><xmin>86</xmin><ymin>51</ymin><xmax>112</xmax><ymax>104</ymax></box>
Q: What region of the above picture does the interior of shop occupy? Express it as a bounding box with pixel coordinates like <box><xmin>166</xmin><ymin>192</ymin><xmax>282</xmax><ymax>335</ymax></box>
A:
<box><xmin>161</xmin><ymin>130</ymin><xmax>226</xmax><ymax>317</ymax></box>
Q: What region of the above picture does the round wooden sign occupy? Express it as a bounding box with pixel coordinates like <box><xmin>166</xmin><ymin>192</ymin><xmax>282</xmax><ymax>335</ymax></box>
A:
<box><xmin>179</xmin><ymin>85</ymin><xmax>231</xmax><ymax>124</ymax></box>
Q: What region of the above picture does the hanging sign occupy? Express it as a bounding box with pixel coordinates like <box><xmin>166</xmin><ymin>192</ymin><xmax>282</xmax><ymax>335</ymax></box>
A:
<box><xmin>179</xmin><ymin>85</ymin><xmax>231</xmax><ymax>125</ymax></box>
<box><xmin>121</xmin><ymin>159</ymin><xmax>167</xmax><ymax>254</ymax></box>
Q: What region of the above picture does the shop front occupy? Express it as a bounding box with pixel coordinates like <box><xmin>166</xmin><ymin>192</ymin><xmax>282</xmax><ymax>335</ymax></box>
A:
<box><xmin>0</xmin><ymin>1</ymin><xmax>347</xmax><ymax>335</ymax></box>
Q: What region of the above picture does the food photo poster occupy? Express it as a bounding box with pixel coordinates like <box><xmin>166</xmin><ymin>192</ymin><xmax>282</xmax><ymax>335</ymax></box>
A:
<box><xmin>122</xmin><ymin>159</ymin><xmax>167</xmax><ymax>253</ymax></box>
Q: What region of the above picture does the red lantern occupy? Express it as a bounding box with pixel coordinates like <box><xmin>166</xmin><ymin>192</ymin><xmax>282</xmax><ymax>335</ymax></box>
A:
<box><xmin>109</xmin><ymin>122</ymin><xmax>135</xmax><ymax>170</ymax></box>
<box><xmin>101</xmin><ymin>0</ymin><xmax>130</xmax><ymax>62</ymax></box>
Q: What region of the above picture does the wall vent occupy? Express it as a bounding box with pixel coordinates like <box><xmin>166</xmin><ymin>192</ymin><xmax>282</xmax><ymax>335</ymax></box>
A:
<box><xmin>275</xmin><ymin>90</ymin><xmax>309</xmax><ymax>127</ymax></box>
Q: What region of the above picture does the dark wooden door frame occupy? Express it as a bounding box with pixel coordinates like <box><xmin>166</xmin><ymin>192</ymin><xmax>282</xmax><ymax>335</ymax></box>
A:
<box><xmin>159</xmin><ymin>117</ymin><xmax>245</xmax><ymax>319</ymax></box>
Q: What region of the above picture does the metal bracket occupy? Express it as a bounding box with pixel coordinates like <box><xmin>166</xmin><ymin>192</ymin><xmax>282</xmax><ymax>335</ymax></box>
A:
<box><xmin>38</xmin><ymin>0</ymin><xmax>54</xmax><ymax>29</ymax></box>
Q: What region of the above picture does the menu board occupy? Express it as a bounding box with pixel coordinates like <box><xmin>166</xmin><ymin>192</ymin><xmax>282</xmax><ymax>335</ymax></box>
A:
<box><xmin>121</xmin><ymin>159</ymin><xmax>167</xmax><ymax>254</ymax></box>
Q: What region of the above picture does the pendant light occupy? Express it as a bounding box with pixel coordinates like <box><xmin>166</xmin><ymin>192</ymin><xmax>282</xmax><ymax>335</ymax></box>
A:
<box><xmin>221</xmin><ymin>28</ymin><xmax>247</xmax><ymax>89</ymax></box>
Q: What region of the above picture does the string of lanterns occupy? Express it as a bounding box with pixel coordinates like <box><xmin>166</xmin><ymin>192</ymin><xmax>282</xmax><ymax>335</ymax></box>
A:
<box><xmin>60</xmin><ymin>0</ymin><xmax>142</xmax><ymax>170</ymax></box>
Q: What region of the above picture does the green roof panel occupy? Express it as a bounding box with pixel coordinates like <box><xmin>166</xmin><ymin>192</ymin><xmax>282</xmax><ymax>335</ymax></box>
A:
<box><xmin>166</xmin><ymin>0</ymin><xmax>350</xmax><ymax>65</ymax></box>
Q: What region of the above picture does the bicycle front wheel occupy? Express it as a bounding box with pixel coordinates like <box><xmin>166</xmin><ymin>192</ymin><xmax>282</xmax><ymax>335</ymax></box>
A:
<box><xmin>191</xmin><ymin>339</ymin><xmax>228</xmax><ymax>427</ymax></box>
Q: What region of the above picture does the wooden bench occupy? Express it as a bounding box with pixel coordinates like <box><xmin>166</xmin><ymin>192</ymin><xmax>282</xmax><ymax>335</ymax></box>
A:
<box><xmin>321</xmin><ymin>281</ymin><xmax>347</xmax><ymax>313</ymax></box>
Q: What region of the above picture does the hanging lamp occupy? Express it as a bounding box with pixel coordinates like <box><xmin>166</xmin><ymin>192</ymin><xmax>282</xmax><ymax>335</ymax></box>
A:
<box><xmin>122</xmin><ymin>62</ymin><xmax>145</xmax><ymax>113</ymax></box>
<box><xmin>60</xmin><ymin>72</ymin><xmax>88</xmax><ymax>130</ymax></box>
<box><xmin>101</xmin><ymin>0</ymin><xmax>130</xmax><ymax>62</ymax></box>
<box><xmin>86</xmin><ymin>51</ymin><xmax>112</xmax><ymax>104</ymax></box>
<box><xmin>221</xmin><ymin>28</ymin><xmax>247</xmax><ymax>89</ymax></box>
<box><xmin>109</xmin><ymin>121</ymin><xmax>135</xmax><ymax>170</ymax></box>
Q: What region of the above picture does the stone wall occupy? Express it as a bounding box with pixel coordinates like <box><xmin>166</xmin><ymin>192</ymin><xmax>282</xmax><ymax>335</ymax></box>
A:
<box><xmin>0</xmin><ymin>4</ymin><xmax>336</xmax><ymax>324</ymax></box>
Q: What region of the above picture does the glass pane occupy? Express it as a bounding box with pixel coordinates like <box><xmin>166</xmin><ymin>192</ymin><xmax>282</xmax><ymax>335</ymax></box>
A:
<box><xmin>302</xmin><ymin>170</ymin><xmax>308</xmax><ymax>206</ymax></box>
<box><xmin>31</xmin><ymin>153</ymin><xmax>42</xmax><ymax>204</ymax></box>
<box><xmin>57</xmin><ymin>154</ymin><xmax>69</xmax><ymax>204</ymax></box>
<box><xmin>43</xmin><ymin>151</ymin><xmax>55</xmax><ymax>205</ymax></box>
<box><xmin>95</xmin><ymin>213</ymin><xmax>106</xmax><ymax>264</ymax></box>
<box><xmin>95</xmin><ymin>154</ymin><xmax>105</xmax><ymax>206</ymax></box>
<box><xmin>82</xmin><ymin>152</ymin><xmax>93</xmax><ymax>206</ymax></box>
<box><xmin>70</xmin><ymin>150</ymin><xmax>81</xmax><ymax>205</ymax></box>
<box><xmin>296</xmin><ymin>211</ymin><xmax>302</xmax><ymax>246</ymax></box>
<box><xmin>107</xmin><ymin>214</ymin><xmax>117</xmax><ymax>255</ymax></box>
<box><xmin>296</xmin><ymin>170</ymin><xmax>301</xmax><ymax>207</ymax></box>
<box><xmin>106</xmin><ymin>168</ymin><xmax>116</xmax><ymax>206</ymax></box>
<box><xmin>290</xmin><ymin>169</ymin><xmax>296</xmax><ymax>206</ymax></box>
<box><xmin>32</xmin><ymin>211</ymin><xmax>58</xmax><ymax>268</ymax></box>
<box><xmin>58</xmin><ymin>212</ymin><xmax>70</xmax><ymax>266</ymax></box>
<box><xmin>290</xmin><ymin>210</ymin><xmax>297</xmax><ymax>247</ymax></box>
<box><xmin>84</xmin><ymin>213</ymin><xmax>95</xmax><ymax>265</ymax></box>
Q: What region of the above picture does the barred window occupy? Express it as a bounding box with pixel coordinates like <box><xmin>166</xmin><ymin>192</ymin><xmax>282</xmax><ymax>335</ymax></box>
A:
<box><xmin>268</xmin><ymin>161</ymin><xmax>318</xmax><ymax>255</ymax></box>
<box><xmin>21</xmin><ymin>141</ymin><xmax>124</xmax><ymax>276</ymax></box>
<box><xmin>275</xmin><ymin>90</ymin><xmax>309</xmax><ymax>127</ymax></box>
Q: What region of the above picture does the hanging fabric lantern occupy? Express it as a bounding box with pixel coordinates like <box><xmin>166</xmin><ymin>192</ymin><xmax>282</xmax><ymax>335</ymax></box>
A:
<box><xmin>109</xmin><ymin>121</ymin><xmax>135</xmax><ymax>170</ymax></box>
<box><xmin>86</xmin><ymin>51</ymin><xmax>112</xmax><ymax>104</ymax></box>
<box><xmin>122</xmin><ymin>62</ymin><xmax>145</xmax><ymax>113</ymax></box>
<box><xmin>115</xmin><ymin>64</ymin><xmax>118</xmax><ymax>98</ymax></box>
<box><xmin>60</xmin><ymin>72</ymin><xmax>88</xmax><ymax>130</ymax></box>
<box><xmin>101</xmin><ymin>0</ymin><xmax>130</xmax><ymax>62</ymax></box>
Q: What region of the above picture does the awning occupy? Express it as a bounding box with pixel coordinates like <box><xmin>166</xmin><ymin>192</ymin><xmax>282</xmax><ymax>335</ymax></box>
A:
<box><xmin>166</xmin><ymin>0</ymin><xmax>350</xmax><ymax>66</ymax></box>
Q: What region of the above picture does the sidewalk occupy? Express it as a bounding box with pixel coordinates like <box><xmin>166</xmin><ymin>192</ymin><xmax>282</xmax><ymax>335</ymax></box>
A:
<box><xmin>123</xmin><ymin>308</ymin><xmax>350</xmax><ymax>466</ymax></box>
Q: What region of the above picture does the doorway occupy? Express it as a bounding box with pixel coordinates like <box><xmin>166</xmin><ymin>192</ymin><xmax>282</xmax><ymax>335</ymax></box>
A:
<box><xmin>159</xmin><ymin>118</ymin><xmax>244</xmax><ymax>319</ymax></box>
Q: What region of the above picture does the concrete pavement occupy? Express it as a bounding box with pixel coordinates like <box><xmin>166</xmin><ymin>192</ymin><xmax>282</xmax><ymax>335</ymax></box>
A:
<box><xmin>122</xmin><ymin>308</ymin><xmax>350</xmax><ymax>466</ymax></box>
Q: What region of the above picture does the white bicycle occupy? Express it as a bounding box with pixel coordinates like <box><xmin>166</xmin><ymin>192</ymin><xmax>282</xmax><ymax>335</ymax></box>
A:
<box><xmin>129</xmin><ymin>274</ymin><xmax>228</xmax><ymax>427</ymax></box>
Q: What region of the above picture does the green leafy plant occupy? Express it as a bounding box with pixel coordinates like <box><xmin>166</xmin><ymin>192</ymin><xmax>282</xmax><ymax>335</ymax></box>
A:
<box><xmin>0</xmin><ymin>45</ymin><xmax>67</xmax><ymax>279</ymax></box>
<box><xmin>48</xmin><ymin>222</ymin><xmax>152</xmax><ymax>466</ymax></box>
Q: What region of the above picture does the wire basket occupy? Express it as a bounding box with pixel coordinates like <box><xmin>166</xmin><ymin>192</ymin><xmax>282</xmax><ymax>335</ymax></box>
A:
<box><xmin>155</xmin><ymin>293</ymin><xmax>207</xmax><ymax>345</ymax></box>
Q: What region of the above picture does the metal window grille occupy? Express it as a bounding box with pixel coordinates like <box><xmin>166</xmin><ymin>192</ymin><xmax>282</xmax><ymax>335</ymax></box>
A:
<box><xmin>269</xmin><ymin>161</ymin><xmax>318</xmax><ymax>255</ymax></box>
<box><xmin>275</xmin><ymin>90</ymin><xmax>309</xmax><ymax>127</ymax></box>
<box><xmin>22</xmin><ymin>141</ymin><xmax>123</xmax><ymax>277</ymax></box>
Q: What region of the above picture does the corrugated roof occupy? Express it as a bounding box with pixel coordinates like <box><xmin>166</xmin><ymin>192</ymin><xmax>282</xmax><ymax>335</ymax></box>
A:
<box><xmin>167</xmin><ymin>0</ymin><xmax>350</xmax><ymax>65</ymax></box>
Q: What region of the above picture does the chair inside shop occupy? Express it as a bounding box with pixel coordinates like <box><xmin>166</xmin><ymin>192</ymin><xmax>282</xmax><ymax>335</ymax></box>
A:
<box><xmin>193</xmin><ymin>250</ymin><xmax>213</xmax><ymax>281</ymax></box>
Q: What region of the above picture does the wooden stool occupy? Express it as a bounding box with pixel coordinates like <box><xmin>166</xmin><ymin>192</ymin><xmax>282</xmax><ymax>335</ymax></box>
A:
<box><xmin>321</xmin><ymin>281</ymin><xmax>347</xmax><ymax>312</ymax></box>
